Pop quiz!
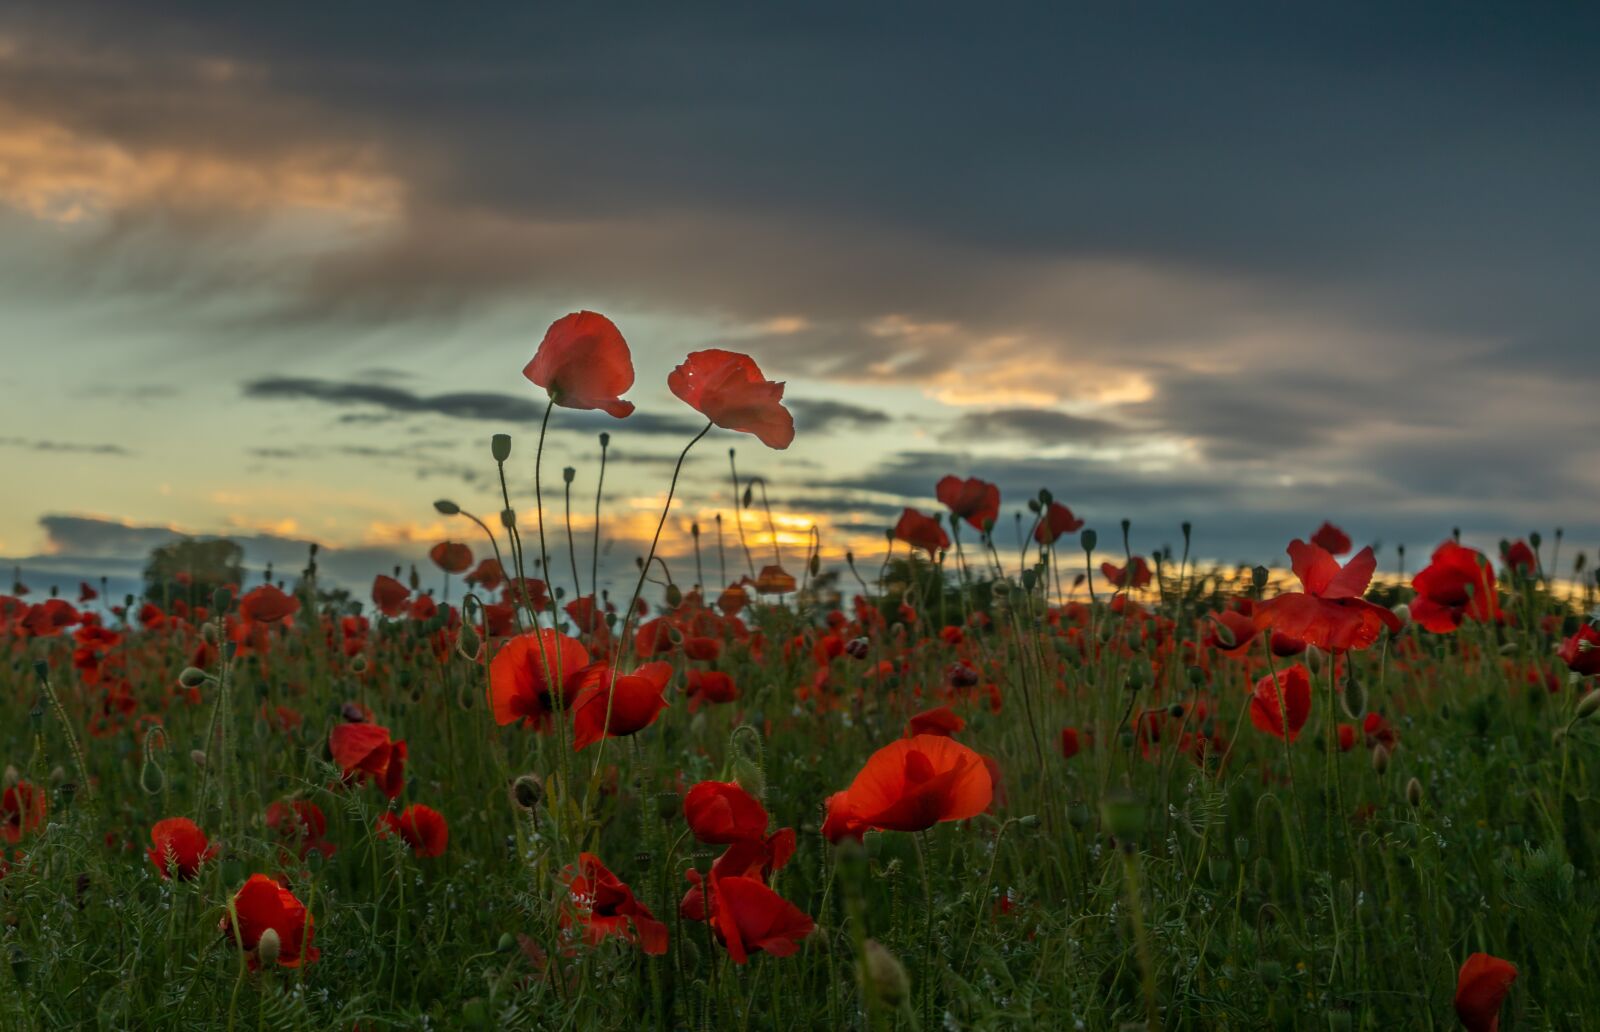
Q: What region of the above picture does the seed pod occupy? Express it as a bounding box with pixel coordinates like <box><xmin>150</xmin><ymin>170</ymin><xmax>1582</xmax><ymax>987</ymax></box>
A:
<box><xmin>1371</xmin><ymin>744</ymin><xmax>1390</xmax><ymax>775</ymax></box>
<box><xmin>1405</xmin><ymin>777</ymin><xmax>1423</xmax><ymax>807</ymax></box>
<box><xmin>491</xmin><ymin>434</ymin><xmax>512</xmax><ymax>462</ymax></box>
<box><xmin>256</xmin><ymin>928</ymin><xmax>281</xmax><ymax>968</ymax></box>
<box><xmin>1577</xmin><ymin>689</ymin><xmax>1600</xmax><ymax>721</ymax></box>
<box><xmin>510</xmin><ymin>774</ymin><xmax>543</xmax><ymax>813</ymax></box>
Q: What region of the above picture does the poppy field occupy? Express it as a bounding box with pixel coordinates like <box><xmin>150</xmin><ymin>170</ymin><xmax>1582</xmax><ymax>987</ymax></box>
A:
<box><xmin>3</xmin><ymin>311</ymin><xmax>1596</xmax><ymax>1030</ymax></box>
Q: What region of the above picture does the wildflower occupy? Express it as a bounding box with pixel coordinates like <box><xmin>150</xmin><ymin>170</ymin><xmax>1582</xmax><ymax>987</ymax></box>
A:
<box><xmin>146</xmin><ymin>817</ymin><xmax>217</xmax><ymax>880</ymax></box>
<box><xmin>1249</xmin><ymin>665</ymin><xmax>1312</xmax><ymax>742</ymax></box>
<box><xmin>707</xmin><ymin>874</ymin><xmax>814</xmax><ymax>964</ymax></box>
<box><xmin>1454</xmin><ymin>953</ymin><xmax>1516</xmax><ymax>1032</ymax></box>
<box><xmin>1310</xmin><ymin>521</ymin><xmax>1352</xmax><ymax>555</ymax></box>
<box><xmin>427</xmin><ymin>542</ymin><xmax>474</xmax><ymax>575</ymax></box>
<box><xmin>223</xmin><ymin>875</ymin><xmax>318</xmax><ymax>969</ymax></box>
<box><xmin>893</xmin><ymin>508</ymin><xmax>949</xmax><ymax>555</ymax></box>
<box><xmin>523</xmin><ymin>311</ymin><xmax>637</xmax><ymax>417</ymax></box>
<box><xmin>667</xmin><ymin>349</ymin><xmax>794</xmax><ymax>449</ymax></box>
<box><xmin>827</xmin><ymin>734</ymin><xmax>992</xmax><ymax>837</ymax></box>
<box><xmin>1411</xmin><ymin>542</ymin><xmax>1500</xmax><ymax>633</ymax></box>
<box><xmin>561</xmin><ymin>853</ymin><xmax>668</xmax><ymax>955</ymax></box>
<box><xmin>1253</xmin><ymin>540</ymin><xmax>1400</xmax><ymax>652</ymax></box>
<box><xmin>328</xmin><ymin>722</ymin><xmax>408</xmax><ymax>799</ymax></box>
<box><xmin>377</xmin><ymin>804</ymin><xmax>449</xmax><ymax>858</ymax></box>
<box><xmin>936</xmin><ymin>476</ymin><xmax>1000</xmax><ymax>532</ymax></box>
<box><xmin>488</xmin><ymin>629</ymin><xmax>591</xmax><ymax>731</ymax></box>
<box><xmin>568</xmin><ymin>662</ymin><xmax>672</xmax><ymax>750</ymax></box>
<box><xmin>1033</xmin><ymin>501</ymin><xmax>1085</xmax><ymax>544</ymax></box>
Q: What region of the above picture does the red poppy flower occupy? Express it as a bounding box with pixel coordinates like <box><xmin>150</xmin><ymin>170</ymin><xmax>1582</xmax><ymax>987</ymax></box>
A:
<box><xmin>223</xmin><ymin>874</ymin><xmax>318</xmax><ymax>969</ymax></box>
<box><xmin>465</xmin><ymin>558</ymin><xmax>506</xmax><ymax>591</ymax></box>
<box><xmin>936</xmin><ymin>476</ymin><xmax>1000</xmax><ymax>532</ymax></box>
<box><xmin>1310</xmin><ymin>521</ymin><xmax>1352</xmax><ymax>555</ymax></box>
<box><xmin>428</xmin><ymin>541</ymin><xmax>474</xmax><ymax>575</ymax></box>
<box><xmin>329</xmin><ymin>722</ymin><xmax>408</xmax><ymax>799</ymax></box>
<box><xmin>1412</xmin><ymin>542</ymin><xmax>1500</xmax><ymax>633</ymax></box>
<box><xmin>684</xmin><ymin>781</ymin><xmax>770</xmax><ymax>845</ymax></box>
<box><xmin>377</xmin><ymin>804</ymin><xmax>448</xmax><ymax>858</ymax></box>
<box><xmin>685</xmin><ymin>669</ymin><xmax>739</xmax><ymax>712</ymax></box>
<box><xmin>755</xmin><ymin>564</ymin><xmax>797</xmax><ymax>595</ymax></box>
<box><xmin>1559</xmin><ymin>624</ymin><xmax>1600</xmax><ymax>677</ymax></box>
<box><xmin>707</xmin><ymin>874</ymin><xmax>814</xmax><ymax>964</ymax></box>
<box><xmin>893</xmin><ymin>508</ymin><xmax>950</xmax><ymax>556</ymax></box>
<box><xmin>147</xmin><ymin>817</ymin><xmax>217</xmax><ymax>880</ymax></box>
<box><xmin>1060</xmin><ymin>727</ymin><xmax>1081</xmax><ymax>760</ymax></box>
<box><xmin>488</xmin><ymin>629</ymin><xmax>591</xmax><ymax>731</ymax></box>
<box><xmin>1034</xmin><ymin>501</ymin><xmax>1085</xmax><ymax>545</ymax></box>
<box><xmin>266</xmin><ymin>799</ymin><xmax>336</xmax><ymax>859</ymax></box>
<box><xmin>1501</xmin><ymin>539</ymin><xmax>1537</xmax><ymax>578</ymax></box>
<box><xmin>1249</xmin><ymin>665</ymin><xmax>1312</xmax><ymax>743</ymax></box>
<box><xmin>371</xmin><ymin>575</ymin><xmax>411</xmax><ymax>618</ymax></box>
<box><xmin>821</xmin><ymin>790</ymin><xmax>871</xmax><ymax>843</ymax></box>
<box><xmin>679</xmin><ymin>827</ymin><xmax>799</xmax><ymax>921</ymax></box>
<box><xmin>1336</xmin><ymin>723</ymin><xmax>1357</xmax><ymax>752</ymax></box>
<box><xmin>1101</xmin><ymin>557</ymin><xmax>1153</xmax><ymax>589</ymax></box>
<box><xmin>562</xmin><ymin>852</ymin><xmax>668</xmax><ymax>955</ymax></box>
<box><xmin>1454</xmin><ymin>952</ymin><xmax>1517</xmax><ymax>1032</ymax></box>
<box><xmin>239</xmin><ymin>584</ymin><xmax>299</xmax><ymax>625</ymax></box>
<box><xmin>569</xmin><ymin>662</ymin><xmax>672</xmax><ymax>750</ymax></box>
<box><xmin>906</xmin><ymin>706</ymin><xmax>965</xmax><ymax>738</ymax></box>
<box><xmin>523</xmin><ymin>311</ymin><xmax>636</xmax><ymax>418</ymax></box>
<box><xmin>1206</xmin><ymin>609</ymin><xmax>1259</xmax><ymax>656</ymax></box>
<box><xmin>77</xmin><ymin>581</ymin><xmax>98</xmax><ymax>603</ymax></box>
<box><xmin>1253</xmin><ymin>541</ymin><xmax>1400</xmax><ymax>652</ymax></box>
<box><xmin>667</xmin><ymin>349</ymin><xmax>795</xmax><ymax>449</ymax></box>
<box><xmin>831</xmin><ymin>734</ymin><xmax>992</xmax><ymax>834</ymax></box>
<box><xmin>1</xmin><ymin>781</ymin><xmax>46</xmax><ymax>844</ymax></box>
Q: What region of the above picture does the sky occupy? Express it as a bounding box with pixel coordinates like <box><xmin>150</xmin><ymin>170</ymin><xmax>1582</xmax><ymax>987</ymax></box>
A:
<box><xmin>2</xmin><ymin>2</ymin><xmax>1598</xmax><ymax>603</ymax></box>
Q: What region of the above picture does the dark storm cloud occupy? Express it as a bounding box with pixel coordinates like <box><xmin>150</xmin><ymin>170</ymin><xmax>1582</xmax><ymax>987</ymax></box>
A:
<box><xmin>5</xmin><ymin>2</ymin><xmax>1600</xmax><ymax>557</ymax></box>
<box><xmin>241</xmin><ymin>376</ymin><xmax>701</xmax><ymax>436</ymax></box>
<box><xmin>786</xmin><ymin>399</ymin><xmax>891</xmax><ymax>434</ymax></box>
<box><xmin>941</xmin><ymin>409</ymin><xmax>1125</xmax><ymax>447</ymax></box>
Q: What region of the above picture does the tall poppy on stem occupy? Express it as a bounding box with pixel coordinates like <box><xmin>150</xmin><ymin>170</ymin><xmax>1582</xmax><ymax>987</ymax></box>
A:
<box><xmin>522</xmin><ymin>311</ymin><xmax>636</xmax><ymax>418</ymax></box>
<box><xmin>568</xmin><ymin>661</ymin><xmax>671</xmax><ymax>750</ymax></box>
<box><xmin>223</xmin><ymin>874</ymin><xmax>318</xmax><ymax>969</ymax></box>
<box><xmin>377</xmin><ymin>804</ymin><xmax>449</xmax><ymax>858</ymax></box>
<box><xmin>488</xmin><ymin>628</ymin><xmax>591</xmax><ymax>731</ymax></box>
<box><xmin>1253</xmin><ymin>540</ymin><xmax>1400</xmax><ymax>652</ymax></box>
<box><xmin>328</xmin><ymin>722</ymin><xmax>407</xmax><ymax>799</ymax></box>
<box><xmin>1412</xmin><ymin>541</ymin><xmax>1500</xmax><ymax>633</ymax></box>
<box><xmin>561</xmin><ymin>852</ymin><xmax>668</xmax><ymax>955</ymax></box>
<box><xmin>893</xmin><ymin>508</ymin><xmax>950</xmax><ymax>556</ymax></box>
<box><xmin>668</xmin><ymin>349</ymin><xmax>794</xmax><ymax>449</ymax></box>
<box><xmin>707</xmin><ymin>874</ymin><xmax>814</xmax><ymax>964</ymax></box>
<box><xmin>825</xmin><ymin>734</ymin><xmax>992</xmax><ymax>838</ymax></box>
<box><xmin>936</xmin><ymin>476</ymin><xmax>1000</xmax><ymax>533</ymax></box>
<box><xmin>1034</xmin><ymin>501</ymin><xmax>1085</xmax><ymax>545</ymax></box>
<box><xmin>147</xmin><ymin>817</ymin><xmax>217</xmax><ymax>880</ymax></box>
<box><xmin>1249</xmin><ymin>665</ymin><xmax>1312</xmax><ymax>743</ymax></box>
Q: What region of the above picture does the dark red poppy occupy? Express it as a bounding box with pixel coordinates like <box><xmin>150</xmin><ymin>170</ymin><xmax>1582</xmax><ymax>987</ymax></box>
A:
<box><xmin>147</xmin><ymin>817</ymin><xmax>217</xmax><ymax>880</ymax></box>
<box><xmin>223</xmin><ymin>874</ymin><xmax>317</xmax><ymax>969</ymax></box>
<box><xmin>1310</xmin><ymin>521</ymin><xmax>1352</xmax><ymax>555</ymax></box>
<box><xmin>523</xmin><ymin>311</ymin><xmax>636</xmax><ymax>418</ymax></box>
<box><xmin>1412</xmin><ymin>542</ymin><xmax>1500</xmax><ymax>633</ymax></box>
<box><xmin>78</xmin><ymin>581</ymin><xmax>98</xmax><ymax>603</ymax></box>
<box><xmin>829</xmin><ymin>734</ymin><xmax>992</xmax><ymax>835</ymax></box>
<box><xmin>685</xmin><ymin>669</ymin><xmax>739</xmax><ymax>712</ymax></box>
<box><xmin>568</xmin><ymin>662</ymin><xmax>672</xmax><ymax>750</ymax></box>
<box><xmin>822</xmin><ymin>790</ymin><xmax>871</xmax><ymax>843</ymax></box>
<box><xmin>329</xmin><ymin>722</ymin><xmax>408</xmax><ymax>799</ymax></box>
<box><xmin>466</xmin><ymin>558</ymin><xmax>506</xmax><ymax>591</ymax></box>
<box><xmin>684</xmin><ymin>781</ymin><xmax>770</xmax><ymax>845</ymax></box>
<box><xmin>1249</xmin><ymin>665</ymin><xmax>1312</xmax><ymax>743</ymax></box>
<box><xmin>893</xmin><ymin>508</ymin><xmax>950</xmax><ymax>555</ymax></box>
<box><xmin>239</xmin><ymin>584</ymin><xmax>299</xmax><ymax>625</ymax></box>
<box><xmin>1253</xmin><ymin>541</ymin><xmax>1400</xmax><ymax>652</ymax></box>
<box><xmin>936</xmin><ymin>476</ymin><xmax>1001</xmax><ymax>532</ymax></box>
<box><xmin>1060</xmin><ymin>727</ymin><xmax>1082</xmax><ymax>759</ymax></box>
<box><xmin>1101</xmin><ymin>557</ymin><xmax>1153</xmax><ymax>589</ymax></box>
<box><xmin>1034</xmin><ymin>502</ymin><xmax>1085</xmax><ymax>545</ymax></box>
<box><xmin>906</xmin><ymin>706</ymin><xmax>965</xmax><ymax>738</ymax></box>
<box><xmin>488</xmin><ymin>629</ymin><xmax>591</xmax><ymax>731</ymax></box>
<box><xmin>371</xmin><ymin>575</ymin><xmax>411</xmax><ymax>618</ymax></box>
<box><xmin>667</xmin><ymin>349</ymin><xmax>795</xmax><ymax>449</ymax></box>
<box><xmin>707</xmin><ymin>874</ymin><xmax>814</xmax><ymax>964</ymax></box>
<box><xmin>266</xmin><ymin>799</ymin><xmax>336</xmax><ymax>859</ymax></box>
<box><xmin>562</xmin><ymin>852</ymin><xmax>668</xmax><ymax>955</ymax></box>
<box><xmin>1559</xmin><ymin>624</ymin><xmax>1600</xmax><ymax>676</ymax></box>
<box><xmin>1454</xmin><ymin>952</ymin><xmax>1517</xmax><ymax>1032</ymax></box>
<box><xmin>1206</xmin><ymin>609</ymin><xmax>1259</xmax><ymax>656</ymax></box>
<box><xmin>1</xmin><ymin>781</ymin><xmax>46</xmax><ymax>844</ymax></box>
<box><xmin>1501</xmin><ymin>539</ymin><xmax>1537</xmax><ymax>578</ymax></box>
<box><xmin>428</xmin><ymin>541</ymin><xmax>474</xmax><ymax>575</ymax></box>
<box><xmin>377</xmin><ymin>804</ymin><xmax>448</xmax><ymax>858</ymax></box>
<box><xmin>1336</xmin><ymin>723</ymin><xmax>1357</xmax><ymax>752</ymax></box>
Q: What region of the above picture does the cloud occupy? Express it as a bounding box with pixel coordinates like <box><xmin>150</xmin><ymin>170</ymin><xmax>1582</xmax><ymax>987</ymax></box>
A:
<box><xmin>939</xmin><ymin>408</ymin><xmax>1126</xmax><ymax>446</ymax></box>
<box><xmin>786</xmin><ymin>398</ymin><xmax>891</xmax><ymax>433</ymax></box>
<box><xmin>0</xmin><ymin>436</ymin><xmax>132</xmax><ymax>456</ymax></box>
<box><xmin>241</xmin><ymin>376</ymin><xmax>703</xmax><ymax>436</ymax></box>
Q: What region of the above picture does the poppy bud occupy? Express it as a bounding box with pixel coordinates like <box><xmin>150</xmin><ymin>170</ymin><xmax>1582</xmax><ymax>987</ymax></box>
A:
<box><xmin>810</xmin><ymin>553</ymin><xmax>821</xmax><ymax>577</ymax></box>
<box><xmin>2</xmin><ymin>766</ymin><xmax>16</xmax><ymax>790</ymax></box>
<box><xmin>562</xmin><ymin>467</ymin><xmax>575</xmax><ymax>485</ymax></box>
<box><xmin>1100</xmin><ymin>788</ymin><xmax>1145</xmax><ymax>842</ymax></box>
<box><xmin>212</xmin><ymin>588</ymin><xmax>232</xmax><ymax>613</ymax></box>
<box><xmin>1578</xmin><ymin>689</ymin><xmax>1600</xmax><ymax>721</ymax></box>
<box><xmin>599</xmin><ymin>432</ymin><xmax>610</xmax><ymax>448</ymax></box>
<box><xmin>434</xmin><ymin>499</ymin><xmax>460</xmax><ymax>515</ymax></box>
<box><xmin>256</xmin><ymin>928</ymin><xmax>281</xmax><ymax>968</ymax></box>
<box><xmin>178</xmin><ymin>667</ymin><xmax>209</xmax><ymax>690</ymax></box>
<box><xmin>496</xmin><ymin>932</ymin><xmax>516</xmax><ymax>953</ymax></box>
<box><xmin>743</xmin><ymin>485</ymin><xmax>754</xmax><ymax>508</ymax></box>
<box><xmin>1252</xmin><ymin>565</ymin><xmax>1269</xmax><ymax>591</ymax></box>
<box><xmin>665</xmin><ymin>584</ymin><xmax>683</xmax><ymax>608</ymax></box>
<box><xmin>1340</xmin><ymin>668</ymin><xmax>1367</xmax><ymax>721</ymax></box>
<box><xmin>1371</xmin><ymin>744</ymin><xmax>1390</xmax><ymax>775</ymax></box>
<box><xmin>1026</xmin><ymin>499</ymin><xmax>1041</xmax><ymax>514</ymax></box>
<box><xmin>1080</xmin><ymin>529</ymin><xmax>1097</xmax><ymax>552</ymax></box>
<box><xmin>1391</xmin><ymin>603</ymin><xmax>1410</xmax><ymax>629</ymax></box>
<box><xmin>1066</xmin><ymin>803</ymin><xmax>1091</xmax><ymax>829</ymax></box>
<box><xmin>862</xmin><ymin>939</ymin><xmax>911</xmax><ymax>1007</ymax></box>
<box><xmin>350</xmin><ymin>654</ymin><xmax>369</xmax><ymax>674</ymax></box>
<box><xmin>191</xmin><ymin>750</ymin><xmax>207</xmax><ymax>768</ymax></box>
<box><xmin>1017</xmin><ymin>814</ymin><xmax>1041</xmax><ymax>829</ymax></box>
<box><xmin>510</xmin><ymin>774</ymin><xmax>543</xmax><ymax>813</ymax></box>
<box><xmin>1405</xmin><ymin>777</ymin><xmax>1423</xmax><ymax>807</ymax></box>
<box><xmin>845</xmin><ymin>637</ymin><xmax>870</xmax><ymax>659</ymax></box>
<box><xmin>500</xmin><ymin>509</ymin><xmax>517</xmax><ymax>529</ymax></box>
<box><xmin>491</xmin><ymin>434</ymin><xmax>512</xmax><ymax>462</ymax></box>
<box><xmin>48</xmin><ymin>765</ymin><xmax>65</xmax><ymax>784</ymax></box>
<box><xmin>201</xmin><ymin>623</ymin><xmax>220</xmax><ymax>646</ymax></box>
<box><xmin>462</xmin><ymin>998</ymin><xmax>490</xmax><ymax>1030</ymax></box>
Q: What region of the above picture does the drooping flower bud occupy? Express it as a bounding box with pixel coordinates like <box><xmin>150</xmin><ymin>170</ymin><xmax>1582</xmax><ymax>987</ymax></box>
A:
<box><xmin>491</xmin><ymin>434</ymin><xmax>512</xmax><ymax>462</ymax></box>
<box><xmin>256</xmin><ymin>927</ymin><xmax>281</xmax><ymax>968</ymax></box>
<box><xmin>862</xmin><ymin>939</ymin><xmax>911</xmax><ymax>1007</ymax></box>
